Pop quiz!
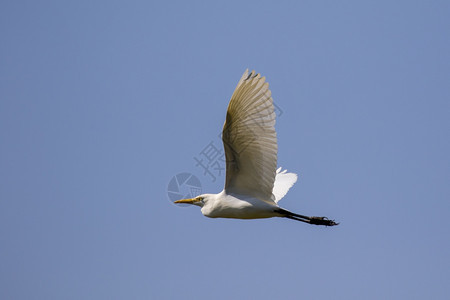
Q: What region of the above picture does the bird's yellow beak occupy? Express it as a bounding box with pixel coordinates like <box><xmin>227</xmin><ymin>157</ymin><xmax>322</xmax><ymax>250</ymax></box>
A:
<box><xmin>174</xmin><ymin>198</ymin><xmax>197</xmax><ymax>204</ymax></box>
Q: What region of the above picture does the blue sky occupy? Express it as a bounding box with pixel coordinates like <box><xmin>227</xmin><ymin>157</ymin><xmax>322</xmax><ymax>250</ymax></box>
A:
<box><xmin>1</xmin><ymin>1</ymin><xmax>449</xmax><ymax>299</ymax></box>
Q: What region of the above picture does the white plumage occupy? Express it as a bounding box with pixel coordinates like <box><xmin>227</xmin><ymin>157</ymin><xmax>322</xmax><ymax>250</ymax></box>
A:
<box><xmin>272</xmin><ymin>167</ymin><xmax>298</xmax><ymax>203</ymax></box>
<box><xmin>174</xmin><ymin>70</ymin><xmax>338</xmax><ymax>226</ymax></box>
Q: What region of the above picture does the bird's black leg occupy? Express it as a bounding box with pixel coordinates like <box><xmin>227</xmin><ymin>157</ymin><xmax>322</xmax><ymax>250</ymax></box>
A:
<box><xmin>275</xmin><ymin>208</ymin><xmax>339</xmax><ymax>226</ymax></box>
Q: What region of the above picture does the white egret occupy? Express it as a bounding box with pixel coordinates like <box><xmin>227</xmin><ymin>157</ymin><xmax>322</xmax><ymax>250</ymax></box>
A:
<box><xmin>175</xmin><ymin>70</ymin><xmax>338</xmax><ymax>226</ymax></box>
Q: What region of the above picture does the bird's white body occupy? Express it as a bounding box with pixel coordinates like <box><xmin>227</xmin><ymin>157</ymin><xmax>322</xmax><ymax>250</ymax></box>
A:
<box><xmin>200</xmin><ymin>191</ymin><xmax>282</xmax><ymax>219</ymax></box>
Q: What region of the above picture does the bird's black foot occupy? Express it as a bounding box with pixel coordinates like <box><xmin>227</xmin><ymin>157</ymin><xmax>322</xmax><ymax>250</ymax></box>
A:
<box><xmin>309</xmin><ymin>216</ymin><xmax>339</xmax><ymax>226</ymax></box>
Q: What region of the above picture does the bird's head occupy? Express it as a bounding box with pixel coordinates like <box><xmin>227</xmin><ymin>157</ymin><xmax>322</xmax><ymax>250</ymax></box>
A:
<box><xmin>174</xmin><ymin>194</ymin><xmax>211</xmax><ymax>207</ymax></box>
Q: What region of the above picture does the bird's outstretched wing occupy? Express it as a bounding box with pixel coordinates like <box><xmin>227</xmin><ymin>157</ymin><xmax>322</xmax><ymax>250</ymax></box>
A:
<box><xmin>223</xmin><ymin>69</ymin><xmax>277</xmax><ymax>204</ymax></box>
<box><xmin>272</xmin><ymin>167</ymin><xmax>298</xmax><ymax>203</ymax></box>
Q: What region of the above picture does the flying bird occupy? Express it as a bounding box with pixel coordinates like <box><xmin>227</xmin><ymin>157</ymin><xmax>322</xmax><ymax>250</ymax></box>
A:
<box><xmin>175</xmin><ymin>70</ymin><xmax>338</xmax><ymax>226</ymax></box>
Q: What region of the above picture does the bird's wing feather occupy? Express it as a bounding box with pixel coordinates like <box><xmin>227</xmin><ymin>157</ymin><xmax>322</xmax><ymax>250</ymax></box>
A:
<box><xmin>223</xmin><ymin>69</ymin><xmax>277</xmax><ymax>204</ymax></box>
<box><xmin>272</xmin><ymin>167</ymin><xmax>298</xmax><ymax>203</ymax></box>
